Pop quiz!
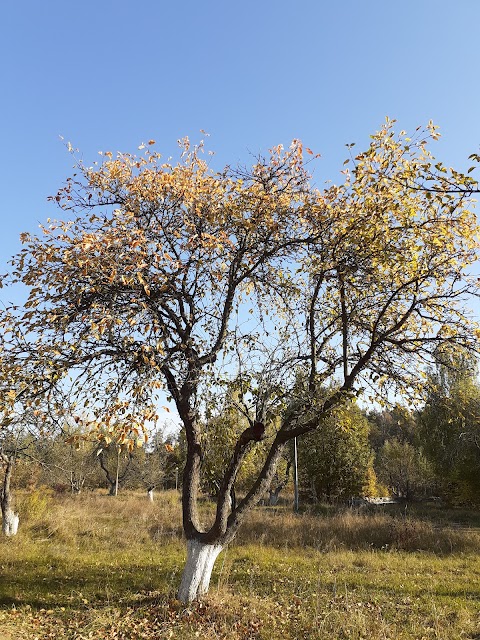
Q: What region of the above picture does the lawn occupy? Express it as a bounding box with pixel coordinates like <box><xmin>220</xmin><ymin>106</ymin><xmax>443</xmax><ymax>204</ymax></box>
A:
<box><xmin>0</xmin><ymin>491</ymin><xmax>479</xmax><ymax>639</ymax></box>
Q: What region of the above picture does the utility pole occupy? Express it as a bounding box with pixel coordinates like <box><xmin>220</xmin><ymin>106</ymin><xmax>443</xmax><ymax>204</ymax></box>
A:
<box><xmin>293</xmin><ymin>437</ymin><xmax>299</xmax><ymax>513</ymax></box>
<box><xmin>114</xmin><ymin>446</ymin><xmax>120</xmax><ymax>497</ymax></box>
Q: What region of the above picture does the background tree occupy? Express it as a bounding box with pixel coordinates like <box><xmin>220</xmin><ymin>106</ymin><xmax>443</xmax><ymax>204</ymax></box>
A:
<box><xmin>368</xmin><ymin>405</ymin><xmax>416</xmax><ymax>452</ymax></box>
<box><xmin>32</xmin><ymin>426</ymin><xmax>100</xmax><ymax>494</ymax></box>
<box><xmin>2</xmin><ymin>122</ymin><xmax>479</xmax><ymax>600</ymax></box>
<box><xmin>1</xmin><ymin>447</ymin><xmax>19</xmax><ymax>536</ymax></box>
<box><xmin>0</xmin><ymin>401</ymin><xmax>52</xmax><ymax>535</ymax></box>
<box><xmin>298</xmin><ymin>400</ymin><xmax>374</xmax><ymax>503</ymax></box>
<box><xmin>97</xmin><ymin>442</ymin><xmax>134</xmax><ymax>497</ymax></box>
<box><xmin>419</xmin><ymin>351</ymin><xmax>480</xmax><ymax>503</ymax></box>
<box><xmin>264</xmin><ymin>450</ymin><xmax>291</xmax><ymax>506</ymax></box>
<box><xmin>376</xmin><ymin>438</ymin><xmax>434</xmax><ymax>501</ymax></box>
<box><xmin>127</xmin><ymin>427</ymin><xmax>168</xmax><ymax>500</ymax></box>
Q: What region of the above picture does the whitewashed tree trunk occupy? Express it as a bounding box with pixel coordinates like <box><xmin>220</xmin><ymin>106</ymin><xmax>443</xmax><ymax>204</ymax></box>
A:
<box><xmin>2</xmin><ymin>509</ymin><xmax>19</xmax><ymax>537</ymax></box>
<box><xmin>269</xmin><ymin>490</ymin><xmax>280</xmax><ymax>506</ymax></box>
<box><xmin>1</xmin><ymin>454</ymin><xmax>18</xmax><ymax>536</ymax></box>
<box><xmin>147</xmin><ymin>488</ymin><xmax>154</xmax><ymax>502</ymax></box>
<box><xmin>178</xmin><ymin>540</ymin><xmax>223</xmax><ymax>602</ymax></box>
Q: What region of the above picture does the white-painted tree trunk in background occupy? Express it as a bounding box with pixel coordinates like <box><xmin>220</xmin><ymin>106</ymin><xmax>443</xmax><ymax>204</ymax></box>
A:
<box><xmin>178</xmin><ymin>540</ymin><xmax>223</xmax><ymax>602</ymax></box>
<box><xmin>2</xmin><ymin>509</ymin><xmax>19</xmax><ymax>536</ymax></box>
<box><xmin>147</xmin><ymin>488</ymin><xmax>154</xmax><ymax>502</ymax></box>
<box><xmin>1</xmin><ymin>454</ymin><xmax>18</xmax><ymax>536</ymax></box>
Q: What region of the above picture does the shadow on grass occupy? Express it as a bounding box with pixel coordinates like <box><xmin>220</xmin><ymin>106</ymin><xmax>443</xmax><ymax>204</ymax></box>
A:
<box><xmin>0</xmin><ymin>558</ymin><xmax>181</xmax><ymax>610</ymax></box>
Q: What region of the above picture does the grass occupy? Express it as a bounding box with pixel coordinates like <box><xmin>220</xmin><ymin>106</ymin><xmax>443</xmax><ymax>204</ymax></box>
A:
<box><xmin>0</xmin><ymin>490</ymin><xmax>479</xmax><ymax>638</ymax></box>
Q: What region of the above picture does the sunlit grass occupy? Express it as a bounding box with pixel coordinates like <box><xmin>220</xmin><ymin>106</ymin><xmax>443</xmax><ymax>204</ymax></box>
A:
<box><xmin>0</xmin><ymin>490</ymin><xmax>479</xmax><ymax>638</ymax></box>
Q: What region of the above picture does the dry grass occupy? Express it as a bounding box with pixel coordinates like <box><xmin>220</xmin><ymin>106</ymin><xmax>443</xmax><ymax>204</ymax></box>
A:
<box><xmin>17</xmin><ymin>489</ymin><xmax>184</xmax><ymax>549</ymax></box>
<box><xmin>0</xmin><ymin>490</ymin><xmax>479</xmax><ymax>638</ymax></box>
<box><xmin>237</xmin><ymin>504</ymin><xmax>480</xmax><ymax>554</ymax></box>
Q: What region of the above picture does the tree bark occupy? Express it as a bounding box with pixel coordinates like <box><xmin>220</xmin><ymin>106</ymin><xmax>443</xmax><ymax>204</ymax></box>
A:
<box><xmin>269</xmin><ymin>460</ymin><xmax>291</xmax><ymax>506</ymax></box>
<box><xmin>177</xmin><ymin>539</ymin><xmax>223</xmax><ymax>602</ymax></box>
<box><xmin>1</xmin><ymin>454</ymin><xmax>19</xmax><ymax>537</ymax></box>
<box><xmin>113</xmin><ymin>448</ymin><xmax>119</xmax><ymax>496</ymax></box>
<box><xmin>2</xmin><ymin>508</ymin><xmax>19</xmax><ymax>536</ymax></box>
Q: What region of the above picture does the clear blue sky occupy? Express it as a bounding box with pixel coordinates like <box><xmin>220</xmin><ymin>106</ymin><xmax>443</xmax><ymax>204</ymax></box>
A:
<box><xmin>1</xmin><ymin>0</ymin><xmax>480</xmax><ymax>265</ymax></box>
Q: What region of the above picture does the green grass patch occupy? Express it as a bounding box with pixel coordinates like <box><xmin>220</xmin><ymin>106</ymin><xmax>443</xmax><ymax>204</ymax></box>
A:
<box><xmin>0</xmin><ymin>491</ymin><xmax>479</xmax><ymax>638</ymax></box>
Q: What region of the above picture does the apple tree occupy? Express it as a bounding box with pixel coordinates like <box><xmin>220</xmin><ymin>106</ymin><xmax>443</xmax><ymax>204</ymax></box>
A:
<box><xmin>1</xmin><ymin>122</ymin><xmax>479</xmax><ymax>599</ymax></box>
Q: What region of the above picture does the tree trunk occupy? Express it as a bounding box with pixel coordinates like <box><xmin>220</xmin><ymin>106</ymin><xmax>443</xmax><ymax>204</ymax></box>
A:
<box><xmin>99</xmin><ymin>448</ymin><xmax>132</xmax><ymax>497</ymax></box>
<box><xmin>70</xmin><ymin>473</ymin><xmax>84</xmax><ymax>494</ymax></box>
<box><xmin>177</xmin><ymin>539</ymin><xmax>223</xmax><ymax>603</ymax></box>
<box><xmin>1</xmin><ymin>454</ymin><xmax>19</xmax><ymax>536</ymax></box>
<box><xmin>269</xmin><ymin>460</ymin><xmax>292</xmax><ymax>506</ymax></box>
<box><xmin>147</xmin><ymin>487</ymin><xmax>154</xmax><ymax>502</ymax></box>
<box><xmin>2</xmin><ymin>508</ymin><xmax>19</xmax><ymax>536</ymax></box>
<box><xmin>268</xmin><ymin>487</ymin><xmax>281</xmax><ymax>506</ymax></box>
<box><xmin>166</xmin><ymin>366</ymin><xmax>297</xmax><ymax>602</ymax></box>
<box><xmin>176</xmin><ymin>435</ymin><xmax>286</xmax><ymax>602</ymax></box>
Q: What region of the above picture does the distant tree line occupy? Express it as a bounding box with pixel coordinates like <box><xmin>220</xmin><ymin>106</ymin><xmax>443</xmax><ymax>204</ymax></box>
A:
<box><xmin>2</xmin><ymin>425</ymin><xmax>181</xmax><ymax>497</ymax></box>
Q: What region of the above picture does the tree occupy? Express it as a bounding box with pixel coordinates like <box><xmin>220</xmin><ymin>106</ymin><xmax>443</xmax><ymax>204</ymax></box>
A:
<box><xmin>1</xmin><ymin>121</ymin><xmax>479</xmax><ymax>600</ymax></box>
<box><xmin>264</xmin><ymin>450</ymin><xmax>291</xmax><ymax>506</ymax></box>
<box><xmin>129</xmin><ymin>427</ymin><xmax>168</xmax><ymax>500</ymax></box>
<box><xmin>0</xmin><ymin>450</ymin><xmax>19</xmax><ymax>536</ymax></box>
<box><xmin>298</xmin><ymin>401</ymin><xmax>374</xmax><ymax>503</ymax></box>
<box><xmin>377</xmin><ymin>438</ymin><xmax>434</xmax><ymax>500</ymax></box>
<box><xmin>419</xmin><ymin>351</ymin><xmax>480</xmax><ymax>503</ymax></box>
<box><xmin>97</xmin><ymin>443</ymin><xmax>133</xmax><ymax>496</ymax></box>
<box><xmin>26</xmin><ymin>416</ymin><xmax>103</xmax><ymax>494</ymax></box>
<box><xmin>368</xmin><ymin>405</ymin><xmax>416</xmax><ymax>452</ymax></box>
<box><xmin>0</xmin><ymin>403</ymin><xmax>50</xmax><ymax>535</ymax></box>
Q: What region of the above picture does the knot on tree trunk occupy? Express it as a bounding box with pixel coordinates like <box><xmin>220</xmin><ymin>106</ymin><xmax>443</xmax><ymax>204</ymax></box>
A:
<box><xmin>240</xmin><ymin>421</ymin><xmax>266</xmax><ymax>444</ymax></box>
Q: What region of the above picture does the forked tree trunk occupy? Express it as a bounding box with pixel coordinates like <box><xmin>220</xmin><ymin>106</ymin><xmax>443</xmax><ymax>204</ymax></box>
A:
<box><xmin>98</xmin><ymin>448</ymin><xmax>132</xmax><ymax>496</ymax></box>
<box><xmin>165</xmin><ymin>363</ymin><xmax>345</xmax><ymax>603</ymax></box>
<box><xmin>268</xmin><ymin>486</ymin><xmax>282</xmax><ymax>506</ymax></box>
<box><xmin>70</xmin><ymin>473</ymin><xmax>85</xmax><ymax>494</ymax></box>
<box><xmin>1</xmin><ymin>454</ymin><xmax>19</xmax><ymax>537</ymax></box>
<box><xmin>173</xmin><ymin>394</ymin><xmax>345</xmax><ymax>602</ymax></box>
<box><xmin>176</xmin><ymin>422</ymin><xmax>285</xmax><ymax>602</ymax></box>
<box><xmin>178</xmin><ymin>539</ymin><xmax>223</xmax><ymax>602</ymax></box>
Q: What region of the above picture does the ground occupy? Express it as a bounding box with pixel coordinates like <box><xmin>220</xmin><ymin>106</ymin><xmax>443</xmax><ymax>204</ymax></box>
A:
<box><xmin>0</xmin><ymin>491</ymin><xmax>479</xmax><ymax>639</ymax></box>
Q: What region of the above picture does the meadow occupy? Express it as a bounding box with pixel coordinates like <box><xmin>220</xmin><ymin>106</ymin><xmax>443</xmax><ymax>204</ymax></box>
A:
<box><xmin>0</xmin><ymin>490</ymin><xmax>479</xmax><ymax>639</ymax></box>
